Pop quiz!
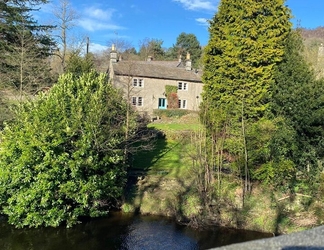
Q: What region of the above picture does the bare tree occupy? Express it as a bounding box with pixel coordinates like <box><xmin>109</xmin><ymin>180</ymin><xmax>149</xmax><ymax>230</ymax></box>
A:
<box><xmin>107</xmin><ymin>37</ymin><xmax>139</xmax><ymax>61</ymax></box>
<box><xmin>4</xmin><ymin>18</ymin><xmax>53</xmax><ymax>100</ymax></box>
<box><xmin>52</xmin><ymin>0</ymin><xmax>78</xmax><ymax>73</ymax></box>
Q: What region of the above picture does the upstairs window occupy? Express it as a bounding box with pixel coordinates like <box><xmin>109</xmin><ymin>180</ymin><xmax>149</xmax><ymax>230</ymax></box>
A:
<box><xmin>178</xmin><ymin>82</ymin><xmax>188</xmax><ymax>90</ymax></box>
<box><xmin>133</xmin><ymin>78</ymin><xmax>144</xmax><ymax>87</ymax></box>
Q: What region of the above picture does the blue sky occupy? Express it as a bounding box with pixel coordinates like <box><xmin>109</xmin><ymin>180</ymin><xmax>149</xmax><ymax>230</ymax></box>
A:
<box><xmin>37</xmin><ymin>0</ymin><xmax>324</xmax><ymax>53</ymax></box>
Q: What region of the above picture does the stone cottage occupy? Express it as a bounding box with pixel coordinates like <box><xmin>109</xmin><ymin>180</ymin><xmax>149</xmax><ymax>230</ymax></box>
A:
<box><xmin>107</xmin><ymin>44</ymin><xmax>203</xmax><ymax>116</ymax></box>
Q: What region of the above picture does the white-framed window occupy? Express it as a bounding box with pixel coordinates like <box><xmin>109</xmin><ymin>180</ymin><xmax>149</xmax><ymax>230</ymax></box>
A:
<box><xmin>138</xmin><ymin>96</ymin><xmax>143</xmax><ymax>106</ymax></box>
<box><xmin>178</xmin><ymin>99</ymin><xmax>187</xmax><ymax>109</ymax></box>
<box><xmin>132</xmin><ymin>96</ymin><xmax>143</xmax><ymax>106</ymax></box>
<box><xmin>178</xmin><ymin>82</ymin><xmax>188</xmax><ymax>91</ymax></box>
<box><xmin>133</xmin><ymin>78</ymin><xmax>144</xmax><ymax>87</ymax></box>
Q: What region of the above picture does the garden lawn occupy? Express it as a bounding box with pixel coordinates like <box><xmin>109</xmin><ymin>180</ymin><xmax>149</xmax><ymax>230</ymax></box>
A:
<box><xmin>133</xmin><ymin>113</ymin><xmax>202</xmax><ymax>179</ymax></box>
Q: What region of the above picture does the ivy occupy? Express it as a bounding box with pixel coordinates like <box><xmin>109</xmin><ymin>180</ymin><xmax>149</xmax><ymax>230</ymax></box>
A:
<box><xmin>165</xmin><ymin>85</ymin><xmax>177</xmax><ymax>97</ymax></box>
<box><xmin>165</xmin><ymin>85</ymin><xmax>178</xmax><ymax>109</ymax></box>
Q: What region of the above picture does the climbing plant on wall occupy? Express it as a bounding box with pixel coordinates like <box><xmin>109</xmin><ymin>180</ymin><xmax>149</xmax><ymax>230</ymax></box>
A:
<box><xmin>165</xmin><ymin>85</ymin><xmax>178</xmax><ymax>109</ymax></box>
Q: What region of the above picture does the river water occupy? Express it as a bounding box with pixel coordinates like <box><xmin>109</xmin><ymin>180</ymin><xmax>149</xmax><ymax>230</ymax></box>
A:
<box><xmin>0</xmin><ymin>212</ymin><xmax>272</xmax><ymax>250</ymax></box>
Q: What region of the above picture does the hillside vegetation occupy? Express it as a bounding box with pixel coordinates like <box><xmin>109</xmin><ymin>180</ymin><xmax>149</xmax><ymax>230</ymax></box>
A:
<box><xmin>122</xmin><ymin>112</ymin><xmax>323</xmax><ymax>234</ymax></box>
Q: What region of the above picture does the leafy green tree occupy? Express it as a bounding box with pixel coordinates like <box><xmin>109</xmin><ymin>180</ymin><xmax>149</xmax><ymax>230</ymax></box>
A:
<box><xmin>0</xmin><ymin>72</ymin><xmax>133</xmax><ymax>228</ymax></box>
<box><xmin>172</xmin><ymin>32</ymin><xmax>202</xmax><ymax>68</ymax></box>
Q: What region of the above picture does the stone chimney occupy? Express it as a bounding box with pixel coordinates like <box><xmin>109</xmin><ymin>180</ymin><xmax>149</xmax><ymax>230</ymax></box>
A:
<box><xmin>185</xmin><ymin>52</ymin><xmax>192</xmax><ymax>71</ymax></box>
<box><xmin>110</xmin><ymin>44</ymin><xmax>117</xmax><ymax>63</ymax></box>
<box><xmin>147</xmin><ymin>56</ymin><xmax>153</xmax><ymax>62</ymax></box>
<box><xmin>178</xmin><ymin>55</ymin><xmax>182</xmax><ymax>62</ymax></box>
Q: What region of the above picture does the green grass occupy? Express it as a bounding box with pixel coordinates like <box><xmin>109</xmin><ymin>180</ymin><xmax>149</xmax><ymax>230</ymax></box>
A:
<box><xmin>133</xmin><ymin>113</ymin><xmax>201</xmax><ymax>179</ymax></box>
<box><xmin>133</xmin><ymin>138</ymin><xmax>191</xmax><ymax>178</ymax></box>
<box><xmin>148</xmin><ymin>122</ymin><xmax>202</xmax><ymax>131</ymax></box>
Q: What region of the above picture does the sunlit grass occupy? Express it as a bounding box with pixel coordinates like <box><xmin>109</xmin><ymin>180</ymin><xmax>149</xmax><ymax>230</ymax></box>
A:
<box><xmin>133</xmin><ymin>138</ymin><xmax>191</xmax><ymax>179</ymax></box>
<box><xmin>147</xmin><ymin>122</ymin><xmax>202</xmax><ymax>131</ymax></box>
<box><xmin>133</xmin><ymin>114</ymin><xmax>202</xmax><ymax>179</ymax></box>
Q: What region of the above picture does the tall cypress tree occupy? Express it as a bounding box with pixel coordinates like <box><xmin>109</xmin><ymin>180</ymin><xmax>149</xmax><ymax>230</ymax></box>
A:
<box><xmin>200</xmin><ymin>0</ymin><xmax>292</xmax><ymax>193</ymax></box>
<box><xmin>202</xmin><ymin>0</ymin><xmax>292</xmax><ymax>119</ymax></box>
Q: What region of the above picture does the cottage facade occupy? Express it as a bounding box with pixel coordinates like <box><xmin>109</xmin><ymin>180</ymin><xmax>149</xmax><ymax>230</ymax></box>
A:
<box><xmin>108</xmin><ymin>45</ymin><xmax>203</xmax><ymax>115</ymax></box>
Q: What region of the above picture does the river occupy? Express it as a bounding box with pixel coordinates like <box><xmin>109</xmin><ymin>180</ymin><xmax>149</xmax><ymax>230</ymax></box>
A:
<box><xmin>0</xmin><ymin>212</ymin><xmax>272</xmax><ymax>250</ymax></box>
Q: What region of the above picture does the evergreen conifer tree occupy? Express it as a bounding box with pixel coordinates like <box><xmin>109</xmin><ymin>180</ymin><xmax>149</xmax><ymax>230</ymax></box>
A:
<box><xmin>202</xmin><ymin>0</ymin><xmax>291</xmax><ymax>119</ymax></box>
<box><xmin>0</xmin><ymin>0</ymin><xmax>55</xmax><ymax>96</ymax></box>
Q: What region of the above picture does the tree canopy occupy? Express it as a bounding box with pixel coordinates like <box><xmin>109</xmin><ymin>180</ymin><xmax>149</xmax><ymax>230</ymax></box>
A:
<box><xmin>200</xmin><ymin>0</ymin><xmax>293</xmax><ymax>193</ymax></box>
<box><xmin>0</xmin><ymin>0</ymin><xmax>55</xmax><ymax>95</ymax></box>
<box><xmin>139</xmin><ymin>38</ymin><xmax>165</xmax><ymax>60</ymax></box>
<box><xmin>270</xmin><ymin>30</ymin><xmax>324</xmax><ymax>175</ymax></box>
<box><xmin>172</xmin><ymin>32</ymin><xmax>202</xmax><ymax>68</ymax></box>
<box><xmin>202</xmin><ymin>0</ymin><xmax>292</xmax><ymax>119</ymax></box>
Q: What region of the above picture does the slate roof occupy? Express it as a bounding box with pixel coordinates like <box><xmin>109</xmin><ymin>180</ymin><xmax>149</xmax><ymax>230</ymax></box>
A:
<box><xmin>111</xmin><ymin>60</ymin><xmax>203</xmax><ymax>83</ymax></box>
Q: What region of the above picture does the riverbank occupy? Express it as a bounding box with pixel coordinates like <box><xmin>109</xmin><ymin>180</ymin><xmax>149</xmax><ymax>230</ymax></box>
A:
<box><xmin>121</xmin><ymin>112</ymin><xmax>323</xmax><ymax>235</ymax></box>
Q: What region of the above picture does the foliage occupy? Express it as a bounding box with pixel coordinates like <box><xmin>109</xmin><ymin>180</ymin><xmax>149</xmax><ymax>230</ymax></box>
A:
<box><xmin>139</xmin><ymin>38</ymin><xmax>165</xmax><ymax>60</ymax></box>
<box><xmin>65</xmin><ymin>51</ymin><xmax>95</xmax><ymax>77</ymax></box>
<box><xmin>247</xmin><ymin>118</ymin><xmax>298</xmax><ymax>189</ymax></box>
<box><xmin>271</xmin><ymin>30</ymin><xmax>324</xmax><ymax>172</ymax></box>
<box><xmin>0</xmin><ymin>0</ymin><xmax>56</xmax><ymax>96</ymax></box>
<box><xmin>165</xmin><ymin>85</ymin><xmax>178</xmax><ymax>96</ymax></box>
<box><xmin>0</xmin><ymin>72</ymin><xmax>131</xmax><ymax>228</ymax></box>
<box><xmin>167</xmin><ymin>92</ymin><xmax>178</xmax><ymax>109</ymax></box>
<box><xmin>202</xmin><ymin>0</ymin><xmax>291</xmax><ymax>119</ymax></box>
<box><xmin>0</xmin><ymin>95</ymin><xmax>14</xmax><ymax>130</ymax></box>
<box><xmin>200</xmin><ymin>0</ymin><xmax>292</xmax><ymax>192</ymax></box>
<box><xmin>153</xmin><ymin>109</ymin><xmax>189</xmax><ymax>118</ymax></box>
<box><xmin>164</xmin><ymin>85</ymin><xmax>178</xmax><ymax>109</ymax></box>
<box><xmin>171</xmin><ymin>32</ymin><xmax>202</xmax><ymax>68</ymax></box>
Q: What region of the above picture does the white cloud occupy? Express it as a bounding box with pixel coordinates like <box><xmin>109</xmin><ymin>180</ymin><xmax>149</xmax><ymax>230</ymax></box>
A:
<box><xmin>78</xmin><ymin>18</ymin><xmax>124</xmax><ymax>32</ymax></box>
<box><xmin>79</xmin><ymin>6</ymin><xmax>125</xmax><ymax>32</ymax></box>
<box><xmin>196</xmin><ymin>17</ymin><xmax>209</xmax><ymax>26</ymax></box>
<box><xmin>84</xmin><ymin>7</ymin><xmax>114</xmax><ymax>21</ymax></box>
<box><xmin>89</xmin><ymin>43</ymin><xmax>108</xmax><ymax>53</ymax></box>
<box><xmin>173</xmin><ymin>0</ymin><xmax>218</xmax><ymax>11</ymax></box>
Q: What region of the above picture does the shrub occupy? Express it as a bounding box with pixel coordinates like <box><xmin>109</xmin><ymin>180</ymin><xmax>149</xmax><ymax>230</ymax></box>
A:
<box><xmin>0</xmin><ymin>72</ymin><xmax>131</xmax><ymax>228</ymax></box>
<box><xmin>153</xmin><ymin>109</ymin><xmax>189</xmax><ymax>118</ymax></box>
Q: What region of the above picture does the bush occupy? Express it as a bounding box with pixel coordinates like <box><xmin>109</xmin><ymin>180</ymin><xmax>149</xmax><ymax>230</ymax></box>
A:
<box><xmin>0</xmin><ymin>72</ymin><xmax>131</xmax><ymax>228</ymax></box>
<box><xmin>153</xmin><ymin>109</ymin><xmax>189</xmax><ymax>118</ymax></box>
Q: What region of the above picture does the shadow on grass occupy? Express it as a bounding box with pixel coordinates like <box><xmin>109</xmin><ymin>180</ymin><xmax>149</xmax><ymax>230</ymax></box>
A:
<box><xmin>123</xmin><ymin>127</ymin><xmax>168</xmax><ymax>211</ymax></box>
<box><xmin>122</xmin><ymin>127</ymin><xmax>199</xmax><ymax>222</ymax></box>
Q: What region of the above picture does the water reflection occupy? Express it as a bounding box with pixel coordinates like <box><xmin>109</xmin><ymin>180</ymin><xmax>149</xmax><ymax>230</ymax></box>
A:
<box><xmin>0</xmin><ymin>213</ymin><xmax>272</xmax><ymax>250</ymax></box>
<box><xmin>121</xmin><ymin>218</ymin><xmax>198</xmax><ymax>250</ymax></box>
